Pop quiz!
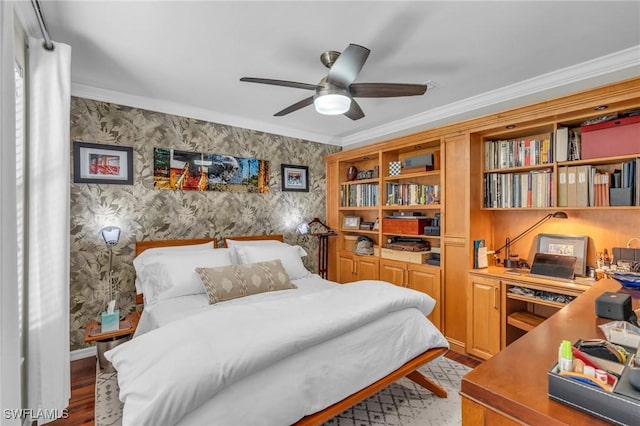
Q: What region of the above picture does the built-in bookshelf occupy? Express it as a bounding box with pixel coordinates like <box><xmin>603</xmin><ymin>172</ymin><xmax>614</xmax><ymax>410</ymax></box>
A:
<box><xmin>481</xmin><ymin>112</ymin><xmax>640</xmax><ymax>210</ymax></box>
<box><xmin>326</xmin><ymin>77</ymin><xmax>640</xmax><ymax>355</ymax></box>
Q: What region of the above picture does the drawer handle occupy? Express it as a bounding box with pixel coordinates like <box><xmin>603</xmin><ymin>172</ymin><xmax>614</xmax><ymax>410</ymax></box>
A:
<box><xmin>494</xmin><ymin>287</ymin><xmax>499</xmax><ymax>310</ymax></box>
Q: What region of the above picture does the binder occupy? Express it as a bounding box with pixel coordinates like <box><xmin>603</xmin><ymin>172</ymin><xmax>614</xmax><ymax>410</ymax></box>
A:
<box><xmin>567</xmin><ymin>166</ymin><xmax>577</xmax><ymax>207</ymax></box>
<box><xmin>555</xmin><ymin>128</ymin><xmax>569</xmax><ymax>162</ymax></box>
<box><xmin>576</xmin><ymin>165</ymin><xmax>590</xmax><ymax>207</ymax></box>
<box><xmin>558</xmin><ymin>165</ymin><xmax>568</xmax><ymax>207</ymax></box>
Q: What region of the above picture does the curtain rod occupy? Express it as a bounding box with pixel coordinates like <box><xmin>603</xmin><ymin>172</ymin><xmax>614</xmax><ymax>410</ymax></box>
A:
<box><xmin>30</xmin><ymin>0</ymin><xmax>54</xmax><ymax>51</ymax></box>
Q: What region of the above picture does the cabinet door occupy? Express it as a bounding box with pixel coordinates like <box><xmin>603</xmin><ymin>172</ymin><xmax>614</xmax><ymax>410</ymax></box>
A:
<box><xmin>408</xmin><ymin>265</ymin><xmax>441</xmax><ymax>330</ymax></box>
<box><xmin>443</xmin><ymin>135</ymin><xmax>467</xmax><ymax>238</ymax></box>
<box><xmin>337</xmin><ymin>253</ymin><xmax>356</xmax><ymax>283</ymax></box>
<box><xmin>356</xmin><ymin>256</ymin><xmax>379</xmax><ymax>281</ymax></box>
<box><xmin>443</xmin><ymin>240</ymin><xmax>467</xmax><ymax>352</ymax></box>
<box><xmin>379</xmin><ymin>259</ymin><xmax>406</xmax><ymax>286</ymax></box>
<box><xmin>467</xmin><ymin>275</ymin><xmax>501</xmax><ymax>360</ymax></box>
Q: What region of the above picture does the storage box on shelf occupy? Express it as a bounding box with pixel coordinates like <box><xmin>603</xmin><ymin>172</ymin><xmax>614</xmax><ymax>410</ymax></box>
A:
<box><xmin>580</xmin><ymin>114</ymin><xmax>640</xmax><ymax>159</ymax></box>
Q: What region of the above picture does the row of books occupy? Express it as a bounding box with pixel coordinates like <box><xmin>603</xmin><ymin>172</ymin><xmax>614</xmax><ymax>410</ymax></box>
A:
<box><xmin>558</xmin><ymin>159</ymin><xmax>639</xmax><ymax>207</ymax></box>
<box><xmin>385</xmin><ymin>183</ymin><xmax>441</xmax><ymax>206</ymax></box>
<box><xmin>340</xmin><ymin>183</ymin><xmax>379</xmax><ymax>207</ymax></box>
<box><xmin>484</xmin><ymin>170</ymin><xmax>555</xmax><ymax>208</ymax></box>
<box><xmin>484</xmin><ymin>133</ymin><xmax>554</xmax><ymax>170</ymax></box>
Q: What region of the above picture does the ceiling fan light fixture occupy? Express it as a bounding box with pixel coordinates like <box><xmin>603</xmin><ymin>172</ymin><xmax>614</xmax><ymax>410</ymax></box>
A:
<box><xmin>314</xmin><ymin>93</ymin><xmax>351</xmax><ymax>115</ymax></box>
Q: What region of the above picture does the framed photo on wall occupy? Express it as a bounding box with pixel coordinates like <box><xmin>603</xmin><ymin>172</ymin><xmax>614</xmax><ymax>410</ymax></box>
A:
<box><xmin>73</xmin><ymin>141</ymin><xmax>133</xmax><ymax>185</ymax></box>
<box><xmin>281</xmin><ymin>164</ymin><xmax>309</xmax><ymax>192</ymax></box>
<box><xmin>536</xmin><ymin>233</ymin><xmax>588</xmax><ymax>277</ymax></box>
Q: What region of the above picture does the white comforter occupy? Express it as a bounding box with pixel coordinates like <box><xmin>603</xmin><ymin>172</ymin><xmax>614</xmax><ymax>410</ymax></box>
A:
<box><xmin>105</xmin><ymin>280</ymin><xmax>443</xmax><ymax>425</ymax></box>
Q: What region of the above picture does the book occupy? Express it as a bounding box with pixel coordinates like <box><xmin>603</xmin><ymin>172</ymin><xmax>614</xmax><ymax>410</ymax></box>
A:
<box><xmin>474</xmin><ymin>239</ymin><xmax>488</xmax><ymax>269</ymax></box>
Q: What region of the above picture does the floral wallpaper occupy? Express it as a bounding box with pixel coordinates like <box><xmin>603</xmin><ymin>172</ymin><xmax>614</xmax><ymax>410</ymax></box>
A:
<box><xmin>70</xmin><ymin>97</ymin><xmax>340</xmax><ymax>350</ymax></box>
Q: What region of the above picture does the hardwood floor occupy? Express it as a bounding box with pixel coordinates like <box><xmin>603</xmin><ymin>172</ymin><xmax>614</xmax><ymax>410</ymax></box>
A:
<box><xmin>51</xmin><ymin>351</ymin><xmax>481</xmax><ymax>425</ymax></box>
<box><xmin>49</xmin><ymin>357</ymin><xmax>96</xmax><ymax>426</ymax></box>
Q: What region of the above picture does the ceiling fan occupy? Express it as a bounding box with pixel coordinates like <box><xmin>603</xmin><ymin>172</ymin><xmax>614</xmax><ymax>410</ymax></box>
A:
<box><xmin>240</xmin><ymin>43</ymin><xmax>428</xmax><ymax>120</ymax></box>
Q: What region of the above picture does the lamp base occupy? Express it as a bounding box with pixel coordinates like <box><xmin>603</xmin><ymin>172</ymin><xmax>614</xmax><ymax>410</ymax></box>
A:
<box><xmin>503</xmin><ymin>259</ymin><xmax>520</xmax><ymax>268</ymax></box>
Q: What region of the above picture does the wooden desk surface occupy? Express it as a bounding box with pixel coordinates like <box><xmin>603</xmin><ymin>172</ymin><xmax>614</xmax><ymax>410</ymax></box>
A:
<box><xmin>460</xmin><ymin>278</ymin><xmax>639</xmax><ymax>426</ymax></box>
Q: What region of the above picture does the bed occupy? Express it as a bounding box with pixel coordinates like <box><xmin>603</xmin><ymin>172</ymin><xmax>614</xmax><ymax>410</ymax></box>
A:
<box><xmin>106</xmin><ymin>235</ymin><xmax>449</xmax><ymax>425</ymax></box>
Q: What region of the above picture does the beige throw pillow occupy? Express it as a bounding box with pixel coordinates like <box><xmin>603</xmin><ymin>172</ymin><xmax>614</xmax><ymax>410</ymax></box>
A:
<box><xmin>196</xmin><ymin>259</ymin><xmax>297</xmax><ymax>304</ymax></box>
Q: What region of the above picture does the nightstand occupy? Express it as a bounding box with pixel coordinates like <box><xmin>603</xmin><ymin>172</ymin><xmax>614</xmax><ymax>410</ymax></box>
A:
<box><xmin>84</xmin><ymin>311</ymin><xmax>140</xmax><ymax>372</ymax></box>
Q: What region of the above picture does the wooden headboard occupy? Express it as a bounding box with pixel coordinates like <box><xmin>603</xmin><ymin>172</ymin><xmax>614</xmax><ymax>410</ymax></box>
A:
<box><xmin>223</xmin><ymin>234</ymin><xmax>284</xmax><ymax>247</ymax></box>
<box><xmin>135</xmin><ymin>238</ymin><xmax>218</xmax><ymax>257</ymax></box>
<box><xmin>134</xmin><ymin>236</ymin><xmax>283</xmax><ymax>306</ymax></box>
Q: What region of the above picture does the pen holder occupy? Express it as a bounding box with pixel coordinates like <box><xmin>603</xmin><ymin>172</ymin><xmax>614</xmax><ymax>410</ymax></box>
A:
<box><xmin>101</xmin><ymin>309</ymin><xmax>120</xmax><ymax>333</ymax></box>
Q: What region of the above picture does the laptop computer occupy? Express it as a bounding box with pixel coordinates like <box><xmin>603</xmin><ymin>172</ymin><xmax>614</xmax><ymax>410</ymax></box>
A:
<box><xmin>529</xmin><ymin>253</ymin><xmax>577</xmax><ymax>281</ymax></box>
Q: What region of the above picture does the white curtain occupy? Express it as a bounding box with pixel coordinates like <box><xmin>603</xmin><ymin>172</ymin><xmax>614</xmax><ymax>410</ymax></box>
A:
<box><xmin>0</xmin><ymin>2</ymin><xmax>21</xmax><ymax>423</ymax></box>
<box><xmin>27</xmin><ymin>37</ymin><xmax>72</xmax><ymax>424</ymax></box>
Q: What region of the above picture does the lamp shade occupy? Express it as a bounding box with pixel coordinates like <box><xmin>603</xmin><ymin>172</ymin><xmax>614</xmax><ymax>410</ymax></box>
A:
<box><xmin>314</xmin><ymin>94</ymin><xmax>351</xmax><ymax>115</ymax></box>
<box><xmin>296</xmin><ymin>222</ymin><xmax>309</xmax><ymax>235</ymax></box>
<box><xmin>99</xmin><ymin>226</ymin><xmax>121</xmax><ymax>246</ymax></box>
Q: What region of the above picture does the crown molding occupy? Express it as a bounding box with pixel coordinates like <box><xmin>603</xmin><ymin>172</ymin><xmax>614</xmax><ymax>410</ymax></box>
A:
<box><xmin>340</xmin><ymin>46</ymin><xmax>640</xmax><ymax>147</ymax></box>
<box><xmin>70</xmin><ymin>83</ymin><xmax>339</xmax><ymax>146</ymax></box>
<box><xmin>71</xmin><ymin>46</ymin><xmax>639</xmax><ymax>149</ymax></box>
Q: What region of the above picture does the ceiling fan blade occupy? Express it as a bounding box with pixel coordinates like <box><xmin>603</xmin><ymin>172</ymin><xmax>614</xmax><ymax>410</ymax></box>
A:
<box><xmin>350</xmin><ymin>83</ymin><xmax>427</xmax><ymax>98</ymax></box>
<box><xmin>327</xmin><ymin>44</ymin><xmax>370</xmax><ymax>88</ymax></box>
<box><xmin>344</xmin><ymin>99</ymin><xmax>365</xmax><ymax>121</ymax></box>
<box><xmin>274</xmin><ymin>96</ymin><xmax>315</xmax><ymax>116</ymax></box>
<box><xmin>240</xmin><ymin>77</ymin><xmax>318</xmax><ymax>91</ymax></box>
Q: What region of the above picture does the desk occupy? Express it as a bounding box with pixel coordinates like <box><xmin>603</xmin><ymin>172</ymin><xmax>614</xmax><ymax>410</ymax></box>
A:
<box><xmin>460</xmin><ymin>278</ymin><xmax>639</xmax><ymax>425</ymax></box>
<box><xmin>467</xmin><ymin>267</ymin><xmax>593</xmax><ymax>359</ymax></box>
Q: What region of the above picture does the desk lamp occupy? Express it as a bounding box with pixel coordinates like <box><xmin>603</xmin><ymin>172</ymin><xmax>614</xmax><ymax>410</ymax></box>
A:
<box><xmin>494</xmin><ymin>211</ymin><xmax>568</xmax><ymax>268</ymax></box>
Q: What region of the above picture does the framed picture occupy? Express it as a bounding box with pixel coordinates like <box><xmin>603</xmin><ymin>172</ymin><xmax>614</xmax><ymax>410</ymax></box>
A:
<box><xmin>536</xmin><ymin>233</ymin><xmax>588</xmax><ymax>277</ymax></box>
<box><xmin>343</xmin><ymin>215</ymin><xmax>361</xmax><ymax>230</ymax></box>
<box><xmin>73</xmin><ymin>141</ymin><xmax>133</xmax><ymax>185</ymax></box>
<box><xmin>281</xmin><ymin>164</ymin><xmax>309</xmax><ymax>192</ymax></box>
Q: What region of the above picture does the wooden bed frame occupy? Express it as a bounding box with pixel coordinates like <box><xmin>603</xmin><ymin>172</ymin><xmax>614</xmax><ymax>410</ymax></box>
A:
<box><xmin>133</xmin><ymin>235</ymin><xmax>448</xmax><ymax>425</ymax></box>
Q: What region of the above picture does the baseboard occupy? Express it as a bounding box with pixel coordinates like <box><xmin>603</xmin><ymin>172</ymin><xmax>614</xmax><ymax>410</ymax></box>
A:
<box><xmin>70</xmin><ymin>346</ymin><xmax>96</xmax><ymax>361</ymax></box>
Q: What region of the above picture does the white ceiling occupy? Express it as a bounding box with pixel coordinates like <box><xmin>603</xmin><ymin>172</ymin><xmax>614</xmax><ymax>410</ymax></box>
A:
<box><xmin>21</xmin><ymin>1</ymin><xmax>640</xmax><ymax>147</ymax></box>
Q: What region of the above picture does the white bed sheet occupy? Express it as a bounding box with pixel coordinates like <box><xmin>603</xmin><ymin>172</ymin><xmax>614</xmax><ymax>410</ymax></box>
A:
<box><xmin>122</xmin><ymin>275</ymin><xmax>448</xmax><ymax>425</ymax></box>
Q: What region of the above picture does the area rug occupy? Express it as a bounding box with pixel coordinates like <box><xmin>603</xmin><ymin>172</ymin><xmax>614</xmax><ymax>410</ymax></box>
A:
<box><xmin>323</xmin><ymin>356</ymin><xmax>471</xmax><ymax>426</ymax></box>
<box><xmin>95</xmin><ymin>355</ymin><xmax>470</xmax><ymax>426</ymax></box>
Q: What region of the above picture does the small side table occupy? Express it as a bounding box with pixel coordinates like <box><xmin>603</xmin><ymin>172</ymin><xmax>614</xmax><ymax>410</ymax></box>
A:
<box><xmin>84</xmin><ymin>311</ymin><xmax>140</xmax><ymax>372</ymax></box>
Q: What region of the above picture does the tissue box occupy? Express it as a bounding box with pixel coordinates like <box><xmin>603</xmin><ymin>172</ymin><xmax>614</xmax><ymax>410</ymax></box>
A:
<box><xmin>101</xmin><ymin>309</ymin><xmax>120</xmax><ymax>333</ymax></box>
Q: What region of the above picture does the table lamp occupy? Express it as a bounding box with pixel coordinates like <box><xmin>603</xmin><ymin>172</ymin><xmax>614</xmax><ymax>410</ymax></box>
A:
<box><xmin>99</xmin><ymin>225</ymin><xmax>121</xmax><ymax>332</ymax></box>
<box><xmin>494</xmin><ymin>211</ymin><xmax>568</xmax><ymax>268</ymax></box>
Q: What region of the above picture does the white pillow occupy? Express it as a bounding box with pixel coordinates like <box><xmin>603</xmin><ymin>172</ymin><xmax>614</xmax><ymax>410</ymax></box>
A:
<box><xmin>133</xmin><ymin>242</ymin><xmax>215</xmax><ymax>293</ymax></box>
<box><xmin>236</xmin><ymin>245</ymin><xmax>311</xmax><ymax>280</ymax></box>
<box><xmin>225</xmin><ymin>239</ymin><xmax>306</xmax><ymax>264</ymax></box>
<box><xmin>137</xmin><ymin>249</ymin><xmax>233</xmax><ymax>305</ymax></box>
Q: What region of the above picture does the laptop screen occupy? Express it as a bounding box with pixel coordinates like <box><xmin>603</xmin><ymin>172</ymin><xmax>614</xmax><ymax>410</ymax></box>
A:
<box><xmin>530</xmin><ymin>253</ymin><xmax>577</xmax><ymax>280</ymax></box>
